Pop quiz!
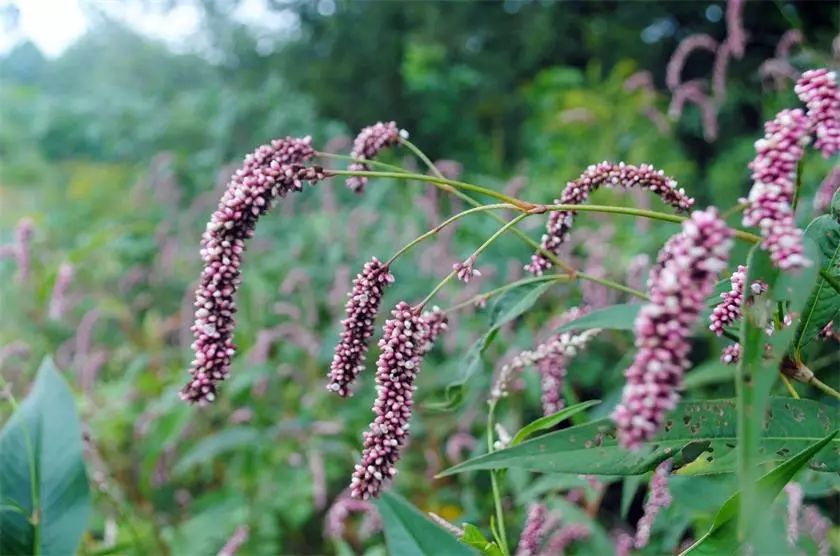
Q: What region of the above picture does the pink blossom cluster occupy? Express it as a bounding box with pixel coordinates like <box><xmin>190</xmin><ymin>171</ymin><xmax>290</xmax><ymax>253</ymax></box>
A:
<box><xmin>785</xmin><ymin>482</ymin><xmax>804</xmax><ymax>546</ymax></box>
<box><xmin>526</xmin><ymin>162</ymin><xmax>693</xmax><ymax>275</ymax></box>
<box><xmin>327</xmin><ymin>257</ymin><xmax>395</xmax><ymax>397</ymax></box>
<box><xmin>545</xmin><ymin>523</ymin><xmax>590</xmax><ymax>555</ymax></box>
<box><xmin>743</xmin><ymin>109</ymin><xmax>810</xmax><ymax>270</ymax></box>
<box><xmin>350</xmin><ymin>302</ymin><xmax>431</xmax><ymax>499</ymax></box>
<box><xmin>453</xmin><ymin>255</ymin><xmax>481</xmax><ymax>283</ymax></box>
<box><xmin>634</xmin><ymin>459</ymin><xmax>673</xmax><ymax>549</ymax></box>
<box><xmin>795</xmin><ymin>69</ymin><xmax>840</xmax><ymax>158</ymax></box>
<box><xmin>515</xmin><ymin>504</ymin><xmax>548</xmax><ymax>556</ymax></box>
<box><xmin>721</xmin><ymin>343</ymin><xmax>741</xmax><ymax>364</ymax></box>
<box><xmin>324</xmin><ymin>492</ymin><xmax>381</xmax><ymax>540</ymax></box>
<box><xmin>814</xmin><ymin>164</ymin><xmax>839</xmax><ymax>213</ymax></box>
<box><xmin>709</xmin><ymin>265</ymin><xmax>767</xmax><ymax>336</ymax></box>
<box><xmin>420</xmin><ymin>305</ymin><xmax>448</xmax><ymax>353</ymax></box>
<box><xmin>48</xmin><ymin>262</ymin><xmax>75</xmax><ymax>320</ymax></box>
<box><xmin>181</xmin><ymin>136</ymin><xmax>324</xmax><ymax>404</ymax></box>
<box><xmin>612</xmin><ymin>208</ymin><xmax>732</xmax><ymax>449</ymax></box>
<box><xmin>346</xmin><ymin>121</ymin><xmax>404</xmax><ymax>193</ymax></box>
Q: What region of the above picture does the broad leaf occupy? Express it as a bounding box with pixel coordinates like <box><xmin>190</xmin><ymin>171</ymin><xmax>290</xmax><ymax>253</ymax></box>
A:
<box><xmin>375</xmin><ymin>491</ymin><xmax>475</xmax><ymax>556</ymax></box>
<box><xmin>437</xmin><ymin>398</ymin><xmax>838</xmax><ymax>477</ymax></box>
<box><xmin>793</xmin><ymin>215</ymin><xmax>840</xmax><ymax>350</ymax></box>
<box><xmin>681</xmin><ymin>431</ymin><xmax>837</xmax><ymax>555</ymax></box>
<box><xmin>0</xmin><ymin>357</ymin><xmax>91</xmax><ymax>556</ymax></box>
<box><xmin>736</xmin><ymin>240</ymin><xmax>819</xmax><ymax>538</ymax></box>
<box><xmin>510</xmin><ymin>400</ymin><xmax>600</xmax><ymax>446</ymax></box>
<box><xmin>555</xmin><ymin>303</ymin><xmax>641</xmax><ymax>333</ymax></box>
<box><xmin>434</xmin><ymin>281</ymin><xmax>553</xmax><ymax>410</ymax></box>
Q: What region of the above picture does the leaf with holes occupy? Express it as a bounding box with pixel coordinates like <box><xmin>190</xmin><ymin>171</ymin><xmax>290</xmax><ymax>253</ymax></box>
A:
<box><xmin>510</xmin><ymin>400</ymin><xmax>600</xmax><ymax>446</ymax></box>
<box><xmin>681</xmin><ymin>431</ymin><xmax>837</xmax><ymax>555</ymax></box>
<box><xmin>437</xmin><ymin>398</ymin><xmax>838</xmax><ymax>477</ymax></box>
<box><xmin>0</xmin><ymin>357</ymin><xmax>91</xmax><ymax>556</ymax></box>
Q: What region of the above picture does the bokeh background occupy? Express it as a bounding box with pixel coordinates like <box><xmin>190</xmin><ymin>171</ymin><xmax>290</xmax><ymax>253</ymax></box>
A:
<box><xmin>0</xmin><ymin>1</ymin><xmax>838</xmax><ymax>554</ymax></box>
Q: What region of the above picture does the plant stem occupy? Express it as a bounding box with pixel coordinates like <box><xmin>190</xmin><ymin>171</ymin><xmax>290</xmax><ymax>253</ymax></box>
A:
<box><xmin>444</xmin><ymin>274</ymin><xmax>572</xmax><ymax>313</ymax></box>
<box><xmin>414</xmin><ymin>214</ymin><xmax>529</xmax><ymax>311</ymax></box>
<box><xmin>315</xmin><ymin>151</ymin><xmax>410</xmax><ymax>174</ymax></box>
<box><xmin>486</xmin><ymin>402</ymin><xmax>510</xmax><ymax>555</ymax></box>
<box><xmin>576</xmin><ymin>271</ymin><xmax>648</xmax><ymax>300</ymax></box>
<box><xmin>385</xmin><ymin>204</ymin><xmax>512</xmax><ymax>267</ymax></box>
<box><xmin>328</xmin><ymin>169</ymin><xmax>536</xmax><ymax>210</ymax></box>
<box><xmin>400</xmin><ymin>137</ymin><xmax>446</xmax><ymax>180</ymax></box>
<box><xmin>780</xmin><ymin>374</ymin><xmax>800</xmax><ymax>398</ymax></box>
<box><xmin>809</xmin><ymin>376</ymin><xmax>840</xmax><ymax>400</ymax></box>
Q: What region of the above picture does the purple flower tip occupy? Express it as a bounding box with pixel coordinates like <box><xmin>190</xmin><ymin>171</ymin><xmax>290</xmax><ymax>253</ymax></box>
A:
<box><xmin>795</xmin><ymin>69</ymin><xmax>840</xmax><ymax>158</ymax></box>
<box><xmin>346</xmin><ymin>121</ymin><xmax>404</xmax><ymax>193</ymax></box>
<box><xmin>327</xmin><ymin>257</ymin><xmax>394</xmax><ymax>397</ymax></box>
<box><xmin>515</xmin><ymin>504</ymin><xmax>549</xmax><ymax>556</ymax></box>
<box><xmin>634</xmin><ymin>459</ymin><xmax>673</xmax><ymax>549</ymax></box>
<box><xmin>181</xmin><ymin>136</ymin><xmax>323</xmax><ymax>405</ymax></box>
<box><xmin>349</xmin><ymin>301</ymin><xmax>429</xmax><ymax>499</ymax></box>
<box><xmin>526</xmin><ymin>162</ymin><xmax>694</xmax><ymax>275</ymax></box>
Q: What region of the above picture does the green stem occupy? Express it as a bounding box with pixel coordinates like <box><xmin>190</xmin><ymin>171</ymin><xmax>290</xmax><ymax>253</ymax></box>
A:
<box><xmin>780</xmin><ymin>374</ymin><xmax>800</xmax><ymax>398</ymax></box>
<box><xmin>486</xmin><ymin>402</ymin><xmax>510</xmax><ymax>555</ymax></box>
<box><xmin>809</xmin><ymin>376</ymin><xmax>840</xmax><ymax>400</ymax></box>
<box><xmin>576</xmin><ymin>271</ymin><xmax>648</xmax><ymax>300</ymax></box>
<box><xmin>385</xmin><ymin>204</ymin><xmax>512</xmax><ymax>267</ymax></box>
<box><xmin>415</xmin><ymin>214</ymin><xmax>528</xmax><ymax>310</ymax></box>
<box><xmin>444</xmin><ymin>274</ymin><xmax>572</xmax><ymax>314</ymax></box>
<box><xmin>400</xmin><ymin>137</ymin><xmax>447</xmax><ymax>180</ymax></box>
<box><xmin>328</xmin><ymin>169</ymin><xmax>535</xmax><ymax>210</ymax></box>
<box><xmin>315</xmin><ymin>151</ymin><xmax>410</xmax><ymax>175</ymax></box>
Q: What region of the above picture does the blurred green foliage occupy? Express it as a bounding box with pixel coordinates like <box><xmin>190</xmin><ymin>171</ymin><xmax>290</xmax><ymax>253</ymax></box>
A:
<box><xmin>0</xmin><ymin>1</ymin><xmax>837</xmax><ymax>554</ymax></box>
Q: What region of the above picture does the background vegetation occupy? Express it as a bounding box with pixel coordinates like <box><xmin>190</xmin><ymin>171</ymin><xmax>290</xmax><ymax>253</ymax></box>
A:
<box><xmin>0</xmin><ymin>1</ymin><xmax>837</xmax><ymax>554</ymax></box>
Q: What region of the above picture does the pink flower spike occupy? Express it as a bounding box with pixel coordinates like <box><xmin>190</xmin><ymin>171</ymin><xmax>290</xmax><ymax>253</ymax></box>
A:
<box><xmin>349</xmin><ymin>302</ymin><xmax>430</xmax><ymax>499</ymax></box>
<box><xmin>515</xmin><ymin>504</ymin><xmax>549</xmax><ymax>556</ymax></box>
<box><xmin>634</xmin><ymin>459</ymin><xmax>673</xmax><ymax>549</ymax></box>
<box><xmin>346</xmin><ymin>121</ymin><xmax>405</xmax><ymax>193</ymax></box>
<box><xmin>795</xmin><ymin>69</ymin><xmax>840</xmax><ymax>158</ymax></box>
<box><xmin>742</xmin><ymin>109</ymin><xmax>811</xmax><ymax>270</ymax></box>
<box><xmin>180</xmin><ymin>136</ymin><xmax>324</xmax><ymax>405</ymax></box>
<box><xmin>526</xmin><ymin>162</ymin><xmax>693</xmax><ymax>275</ymax></box>
<box><xmin>613</xmin><ymin>208</ymin><xmax>732</xmax><ymax>449</ymax></box>
<box><xmin>327</xmin><ymin>257</ymin><xmax>394</xmax><ymax>397</ymax></box>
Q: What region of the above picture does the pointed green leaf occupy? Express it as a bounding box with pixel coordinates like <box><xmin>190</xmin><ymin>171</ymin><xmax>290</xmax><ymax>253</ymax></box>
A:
<box><xmin>681</xmin><ymin>431</ymin><xmax>837</xmax><ymax>555</ymax></box>
<box><xmin>0</xmin><ymin>357</ymin><xmax>91</xmax><ymax>556</ymax></box>
<box><xmin>437</xmin><ymin>398</ymin><xmax>838</xmax><ymax>477</ymax></box>
<box><xmin>510</xmin><ymin>400</ymin><xmax>600</xmax><ymax>446</ymax></box>
<box><xmin>555</xmin><ymin>303</ymin><xmax>641</xmax><ymax>333</ymax></box>
<box><xmin>374</xmin><ymin>491</ymin><xmax>475</xmax><ymax>556</ymax></box>
<box><xmin>461</xmin><ymin>524</ymin><xmax>504</xmax><ymax>556</ymax></box>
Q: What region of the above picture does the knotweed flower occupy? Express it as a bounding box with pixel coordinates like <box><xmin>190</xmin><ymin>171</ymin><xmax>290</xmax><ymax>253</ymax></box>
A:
<box><xmin>666</xmin><ymin>34</ymin><xmax>719</xmax><ymax>91</ymax></box>
<box><xmin>634</xmin><ymin>459</ymin><xmax>673</xmax><ymax>549</ymax></box>
<box><xmin>350</xmin><ymin>302</ymin><xmax>430</xmax><ymax>499</ymax></box>
<box><xmin>613</xmin><ymin>208</ymin><xmax>732</xmax><ymax>449</ymax></box>
<box><xmin>515</xmin><ymin>504</ymin><xmax>548</xmax><ymax>556</ymax></box>
<box><xmin>545</xmin><ymin>523</ymin><xmax>591</xmax><ymax>554</ymax></box>
<box><xmin>420</xmin><ymin>305</ymin><xmax>448</xmax><ymax>353</ymax></box>
<box><xmin>743</xmin><ymin>109</ymin><xmax>810</xmax><ymax>270</ymax></box>
<box><xmin>814</xmin><ymin>165</ymin><xmax>839</xmax><ymax>213</ymax></box>
<box><xmin>181</xmin><ymin>136</ymin><xmax>324</xmax><ymax>404</ymax></box>
<box><xmin>218</xmin><ymin>526</ymin><xmax>249</xmax><ymax>556</ymax></box>
<box><xmin>453</xmin><ymin>256</ymin><xmax>481</xmax><ymax>283</ymax></box>
<box><xmin>668</xmin><ymin>80</ymin><xmax>719</xmax><ymax>141</ymax></box>
<box><xmin>785</xmin><ymin>482</ymin><xmax>804</xmax><ymax>546</ymax></box>
<box><xmin>325</xmin><ymin>492</ymin><xmax>381</xmax><ymax>541</ymax></box>
<box><xmin>445</xmin><ymin>432</ymin><xmax>476</xmax><ymax>463</ymax></box>
<box><xmin>795</xmin><ymin>69</ymin><xmax>840</xmax><ymax>158</ymax></box>
<box><xmin>346</xmin><ymin>121</ymin><xmax>405</xmax><ymax>193</ymax></box>
<box><xmin>327</xmin><ymin>257</ymin><xmax>395</xmax><ymax>397</ymax></box>
<box><xmin>48</xmin><ymin>263</ymin><xmax>74</xmax><ymax>320</ymax></box>
<box><xmin>525</xmin><ymin>162</ymin><xmax>693</xmax><ymax>275</ymax></box>
<box><xmin>721</xmin><ymin>343</ymin><xmax>741</xmax><ymax>364</ymax></box>
<box><xmin>802</xmin><ymin>505</ymin><xmax>831</xmax><ymax>556</ymax></box>
<box><xmin>725</xmin><ymin>0</ymin><xmax>747</xmax><ymax>59</ymax></box>
<box><xmin>13</xmin><ymin>218</ymin><xmax>34</xmax><ymax>283</ymax></box>
<box><xmin>709</xmin><ymin>265</ymin><xmax>767</xmax><ymax>335</ymax></box>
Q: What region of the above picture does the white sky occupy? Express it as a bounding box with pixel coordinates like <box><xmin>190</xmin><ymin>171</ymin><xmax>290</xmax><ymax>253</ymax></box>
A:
<box><xmin>0</xmin><ymin>0</ymin><xmax>295</xmax><ymax>58</ymax></box>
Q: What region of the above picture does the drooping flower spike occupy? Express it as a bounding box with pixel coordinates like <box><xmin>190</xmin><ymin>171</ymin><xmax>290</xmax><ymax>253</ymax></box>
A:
<box><xmin>709</xmin><ymin>265</ymin><xmax>767</xmax><ymax>336</ymax></box>
<box><xmin>742</xmin><ymin>109</ymin><xmax>810</xmax><ymax>270</ymax></box>
<box><xmin>525</xmin><ymin>162</ymin><xmax>693</xmax><ymax>275</ymax></box>
<box><xmin>346</xmin><ymin>121</ymin><xmax>406</xmax><ymax>193</ymax></box>
<box><xmin>515</xmin><ymin>503</ymin><xmax>549</xmax><ymax>556</ymax></box>
<box><xmin>350</xmin><ymin>301</ymin><xmax>433</xmax><ymax>499</ymax></box>
<box><xmin>634</xmin><ymin>459</ymin><xmax>673</xmax><ymax>549</ymax></box>
<box><xmin>795</xmin><ymin>69</ymin><xmax>840</xmax><ymax>158</ymax></box>
<box><xmin>327</xmin><ymin>257</ymin><xmax>395</xmax><ymax>397</ymax></box>
<box><xmin>612</xmin><ymin>208</ymin><xmax>732</xmax><ymax>449</ymax></box>
<box><xmin>181</xmin><ymin>136</ymin><xmax>324</xmax><ymax>404</ymax></box>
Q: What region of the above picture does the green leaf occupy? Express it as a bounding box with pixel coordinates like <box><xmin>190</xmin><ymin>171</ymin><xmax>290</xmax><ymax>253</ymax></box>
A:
<box><xmin>620</xmin><ymin>474</ymin><xmax>644</xmax><ymax>519</ymax></box>
<box><xmin>793</xmin><ymin>215</ymin><xmax>840</xmax><ymax>350</ymax></box>
<box><xmin>374</xmin><ymin>491</ymin><xmax>475</xmax><ymax>556</ymax></box>
<box><xmin>173</xmin><ymin>427</ymin><xmax>263</xmax><ymax>475</ymax></box>
<box><xmin>736</xmin><ymin>240</ymin><xmax>819</xmax><ymax>539</ymax></box>
<box><xmin>437</xmin><ymin>398</ymin><xmax>838</xmax><ymax>477</ymax></box>
<box><xmin>555</xmin><ymin>303</ymin><xmax>641</xmax><ymax>333</ymax></box>
<box><xmin>681</xmin><ymin>431</ymin><xmax>837</xmax><ymax>555</ymax></box>
<box><xmin>434</xmin><ymin>281</ymin><xmax>553</xmax><ymax>410</ymax></box>
<box><xmin>0</xmin><ymin>357</ymin><xmax>91</xmax><ymax>556</ymax></box>
<box><xmin>460</xmin><ymin>524</ymin><xmax>504</xmax><ymax>556</ymax></box>
<box><xmin>510</xmin><ymin>400</ymin><xmax>600</xmax><ymax>446</ymax></box>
